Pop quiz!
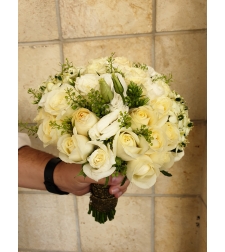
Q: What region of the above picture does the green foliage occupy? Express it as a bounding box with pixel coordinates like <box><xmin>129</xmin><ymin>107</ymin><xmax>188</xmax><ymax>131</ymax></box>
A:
<box><xmin>160</xmin><ymin>170</ymin><xmax>172</xmax><ymax>177</ymax></box>
<box><xmin>28</xmin><ymin>86</ymin><xmax>46</xmax><ymax>104</ymax></box>
<box><xmin>65</xmin><ymin>88</ymin><xmax>111</xmax><ymax>118</ymax></box>
<box><xmin>125</xmin><ymin>82</ymin><xmax>149</xmax><ymax>108</ymax></box>
<box><xmin>133</xmin><ymin>125</ymin><xmax>154</xmax><ymax>144</ymax></box>
<box><xmin>133</xmin><ymin>62</ymin><xmax>148</xmax><ymax>71</ymax></box>
<box><xmin>118</xmin><ymin>111</ymin><xmax>131</xmax><ymax>129</ymax></box>
<box><xmin>152</xmin><ymin>73</ymin><xmax>173</xmax><ymax>85</ymax></box>
<box><xmin>56</xmin><ymin>58</ymin><xmax>81</xmax><ymax>86</ymax></box>
<box><xmin>49</xmin><ymin>117</ymin><xmax>73</xmax><ymax>135</ymax></box>
<box><xmin>87</xmin><ymin>90</ymin><xmax>111</xmax><ymax>117</ymax></box>
<box><xmin>106</xmin><ymin>52</ymin><xmax>125</xmax><ymax>77</ymax></box>
<box><xmin>112</xmin><ymin>157</ymin><xmax>127</xmax><ymax>177</ymax></box>
<box><xmin>103</xmin><ymin>136</ymin><xmax>114</xmax><ymax>149</ymax></box>
<box><xmin>18</xmin><ymin>122</ymin><xmax>38</xmax><ymax>137</ymax></box>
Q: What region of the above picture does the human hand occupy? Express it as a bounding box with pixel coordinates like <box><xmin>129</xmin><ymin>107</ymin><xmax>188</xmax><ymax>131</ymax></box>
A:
<box><xmin>54</xmin><ymin>162</ymin><xmax>130</xmax><ymax>198</ymax></box>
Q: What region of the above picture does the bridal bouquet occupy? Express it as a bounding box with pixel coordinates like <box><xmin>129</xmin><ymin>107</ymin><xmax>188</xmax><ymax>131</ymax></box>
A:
<box><xmin>22</xmin><ymin>53</ymin><xmax>193</xmax><ymax>224</ymax></box>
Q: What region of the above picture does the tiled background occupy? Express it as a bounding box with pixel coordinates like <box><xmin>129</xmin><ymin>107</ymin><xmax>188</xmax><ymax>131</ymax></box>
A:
<box><xmin>18</xmin><ymin>0</ymin><xmax>207</xmax><ymax>251</ymax></box>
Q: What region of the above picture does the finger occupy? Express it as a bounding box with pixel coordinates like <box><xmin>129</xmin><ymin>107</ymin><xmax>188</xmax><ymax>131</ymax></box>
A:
<box><xmin>109</xmin><ymin>178</ymin><xmax>130</xmax><ymax>197</ymax></box>
<box><xmin>76</xmin><ymin>174</ymin><xmax>125</xmax><ymax>186</ymax></box>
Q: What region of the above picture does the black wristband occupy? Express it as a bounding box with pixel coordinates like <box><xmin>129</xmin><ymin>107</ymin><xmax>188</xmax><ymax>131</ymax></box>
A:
<box><xmin>44</xmin><ymin>157</ymin><xmax>69</xmax><ymax>195</ymax></box>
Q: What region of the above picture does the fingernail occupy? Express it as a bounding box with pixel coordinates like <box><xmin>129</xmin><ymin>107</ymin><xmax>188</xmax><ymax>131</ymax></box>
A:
<box><xmin>111</xmin><ymin>188</ymin><xmax>119</xmax><ymax>194</ymax></box>
<box><xmin>112</xmin><ymin>176</ymin><xmax>122</xmax><ymax>184</ymax></box>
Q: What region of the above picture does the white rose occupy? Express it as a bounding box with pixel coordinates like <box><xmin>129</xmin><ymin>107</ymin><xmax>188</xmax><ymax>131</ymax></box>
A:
<box><xmin>75</xmin><ymin>74</ymin><xmax>100</xmax><ymax>95</ymax></box>
<box><xmin>130</xmin><ymin>105</ymin><xmax>159</xmax><ymax>129</ymax></box>
<box><xmin>148</xmin><ymin>151</ymin><xmax>175</xmax><ymax>170</ymax></box>
<box><xmin>83</xmin><ymin>141</ymin><xmax>116</xmax><ymax>181</ymax></box>
<box><xmin>162</xmin><ymin>122</ymin><xmax>180</xmax><ymax>151</ymax></box>
<box><xmin>147</xmin><ymin>126</ymin><xmax>168</xmax><ymax>153</ymax></box>
<box><xmin>113</xmin><ymin>57</ymin><xmax>132</xmax><ymax>68</ymax></box>
<box><xmin>85</xmin><ymin>57</ymin><xmax>108</xmax><ymax>74</ymax></box>
<box><xmin>88</xmin><ymin>109</ymin><xmax>124</xmax><ymax>141</ymax></box>
<box><xmin>71</xmin><ymin>108</ymin><xmax>99</xmax><ymax>136</ymax></box>
<box><xmin>38</xmin><ymin>84</ymin><xmax>75</xmax><ymax>120</ymax></box>
<box><xmin>45</xmin><ymin>82</ymin><xmax>62</xmax><ymax>92</ymax></box>
<box><xmin>126</xmin><ymin>155</ymin><xmax>160</xmax><ymax>189</ymax></box>
<box><xmin>37</xmin><ymin>116</ymin><xmax>62</xmax><ymax>147</ymax></box>
<box><xmin>113</xmin><ymin>127</ymin><xmax>149</xmax><ymax>161</ymax></box>
<box><xmin>57</xmin><ymin>129</ymin><xmax>94</xmax><ymax>164</ymax></box>
<box><xmin>123</xmin><ymin>66</ymin><xmax>149</xmax><ymax>85</ymax></box>
<box><xmin>150</xmin><ymin>96</ymin><xmax>173</xmax><ymax>117</ymax></box>
<box><xmin>143</xmin><ymin>79</ymin><xmax>171</xmax><ymax>101</ymax></box>
<box><xmin>33</xmin><ymin>108</ymin><xmax>51</xmax><ymax>124</ymax></box>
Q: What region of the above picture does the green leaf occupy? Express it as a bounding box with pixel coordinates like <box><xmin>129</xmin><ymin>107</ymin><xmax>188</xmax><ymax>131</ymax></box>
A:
<box><xmin>160</xmin><ymin>170</ymin><xmax>172</xmax><ymax>177</ymax></box>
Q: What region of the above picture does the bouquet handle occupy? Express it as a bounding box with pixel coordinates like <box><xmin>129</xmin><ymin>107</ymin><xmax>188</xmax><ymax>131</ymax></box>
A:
<box><xmin>88</xmin><ymin>183</ymin><xmax>118</xmax><ymax>224</ymax></box>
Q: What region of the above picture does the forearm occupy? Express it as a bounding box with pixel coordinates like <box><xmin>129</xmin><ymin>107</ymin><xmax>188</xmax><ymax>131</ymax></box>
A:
<box><xmin>18</xmin><ymin>145</ymin><xmax>129</xmax><ymax>197</ymax></box>
<box><xmin>18</xmin><ymin>146</ymin><xmax>55</xmax><ymax>190</ymax></box>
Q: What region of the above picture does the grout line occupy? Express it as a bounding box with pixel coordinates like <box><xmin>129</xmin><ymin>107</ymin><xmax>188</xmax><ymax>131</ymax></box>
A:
<box><xmin>18</xmin><ymin>28</ymin><xmax>207</xmax><ymax>46</ymax></box>
<box><xmin>73</xmin><ymin>196</ymin><xmax>82</xmax><ymax>252</ymax></box>
<box><xmin>18</xmin><ymin>190</ymin><xmax>202</xmax><ymax>198</ymax></box>
<box><xmin>199</xmin><ymin>195</ymin><xmax>207</xmax><ymax>208</ymax></box>
<box><xmin>55</xmin><ymin>0</ymin><xmax>64</xmax><ymax>64</ymax></box>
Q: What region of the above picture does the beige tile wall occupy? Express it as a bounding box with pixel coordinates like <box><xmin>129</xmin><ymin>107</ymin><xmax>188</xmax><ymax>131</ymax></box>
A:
<box><xmin>18</xmin><ymin>0</ymin><xmax>207</xmax><ymax>251</ymax></box>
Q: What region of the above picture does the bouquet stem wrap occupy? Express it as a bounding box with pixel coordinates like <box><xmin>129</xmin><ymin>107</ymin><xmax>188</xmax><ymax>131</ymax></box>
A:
<box><xmin>88</xmin><ymin>183</ymin><xmax>118</xmax><ymax>224</ymax></box>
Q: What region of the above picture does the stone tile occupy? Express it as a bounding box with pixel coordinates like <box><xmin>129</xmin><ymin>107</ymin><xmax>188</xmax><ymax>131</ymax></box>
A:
<box><xmin>59</xmin><ymin>0</ymin><xmax>152</xmax><ymax>39</ymax></box>
<box><xmin>77</xmin><ymin>195</ymin><xmax>152</xmax><ymax>252</ymax></box>
<box><xmin>18</xmin><ymin>193</ymin><xmax>79</xmax><ymax>251</ymax></box>
<box><xmin>155</xmin><ymin>32</ymin><xmax>207</xmax><ymax>120</ymax></box>
<box><xmin>199</xmin><ymin>201</ymin><xmax>207</xmax><ymax>252</ymax></box>
<box><xmin>18</xmin><ymin>0</ymin><xmax>58</xmax><ymax>42</ymax></box>
<box><xmin>63</xmin><ymin>36</ymin><xmax>153</xmax><ymax>66</ymax></box>
<box><xmin>155</xmin><ymin>121</ymin><xmax>206</xmax><ymax>195</ymax></box>
<box><xmin>156</xmin><ymin>0</ymin><xmax>207</xmax><ymax>32</ymax></box>
<box><xmin>155</xmin><ymin>197</ymin><xmax>200</xmax><ymax>252</ymax></box>
<box><xmin>126</xmin><ymin>182</ymin><xmax>152</xmax><ymax>195</ymax></box>
<box><xmin>18</xmin><ymin>44</ymin><xmax>61</xmax><ymax>123</ymax></box>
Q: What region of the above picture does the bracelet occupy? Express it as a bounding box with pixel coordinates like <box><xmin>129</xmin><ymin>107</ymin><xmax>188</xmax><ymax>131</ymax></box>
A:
<box><xmin>44</xmin><ymin>157</ymin><xmax>69</xmax><ymax>195</ymax></box>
